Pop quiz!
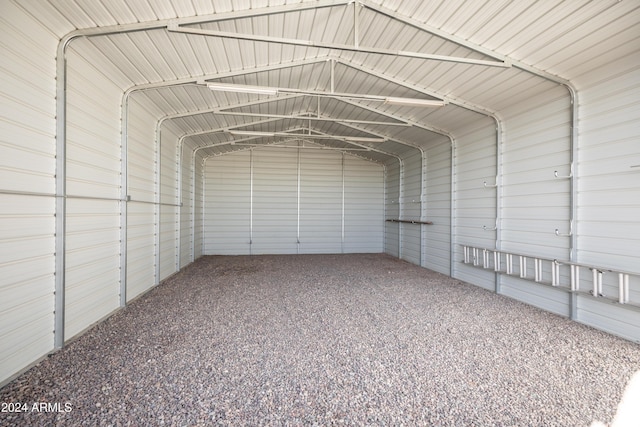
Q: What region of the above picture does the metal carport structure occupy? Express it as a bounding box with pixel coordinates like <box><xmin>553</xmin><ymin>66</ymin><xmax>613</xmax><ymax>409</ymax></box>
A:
<box><xmin>1</xmin><ymin>0</ymin><xmax>639</xmax><ymax>387</ymax></box>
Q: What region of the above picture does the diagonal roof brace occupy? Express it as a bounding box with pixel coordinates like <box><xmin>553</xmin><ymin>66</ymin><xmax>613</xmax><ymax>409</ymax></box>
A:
<box><xmin>168</xmin><ymin>22</ymin><xmax>511</xmax><ymax>68</ymax></box>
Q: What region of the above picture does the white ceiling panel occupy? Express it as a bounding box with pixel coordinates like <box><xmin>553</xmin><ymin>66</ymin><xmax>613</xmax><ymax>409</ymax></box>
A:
<box><xmin>16</xmin><ymin>0</ymin><xmax>639</xmax><ymax>159</ymax></box>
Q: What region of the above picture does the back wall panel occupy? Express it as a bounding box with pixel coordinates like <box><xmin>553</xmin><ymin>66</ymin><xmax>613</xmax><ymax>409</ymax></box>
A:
<box><xmin>204</xmin><ymin>147</ymin><xmax>383</xmax><ymax>255</ymax></box>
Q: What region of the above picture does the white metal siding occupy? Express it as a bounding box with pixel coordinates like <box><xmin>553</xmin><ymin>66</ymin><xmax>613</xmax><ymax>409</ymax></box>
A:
<box><xmin>578</xmin><ymin>68</ymin><xmax>640</xmax><ymax>271</ymax></box>
<box><xmin>64</xmin><ymin>50</ymin><xmax>121</xmax><ymax>340</ymax></box>
<box><xmin>400</xmin><ymin>151</ymin><xmax>422</xmax><ymax>265</ymax></box>
<box><xmin>452</xmin><ymin>119</ymin><xmax>497</xmax><ymax>290</ymax></box>
<box><xmin>159</xmin><ymin>127</ymin><xmax>179</xmax><ymax>280</ymax></box>
<box><xmin>576</xmin><ymin>52</ymin><xmax>640</xmax><ymax>338</ymax></box>
<box><xmin>384</xmin><ymin>160</ymin><xmax>400</xmax><ymax>257</ymax></box>
<box><xmin>194</xmin><ymin>151</ymin><xmax>205</xmax><ymax>259</ymax></box>
<box><xmin>423</xmin><ymin>140</ymin><xmax>452</xmax><ymax>275</ymax></box>
<box><xmin>0</xmin><ymin>196</ymin><xmax>55</xmax><ymax>385</ymax></box>
<box><xmin>0</xmin><ymin>3</ymin><xmax>57</xmax><ymax>385</ymax></box>
<box><xmin>205</xmin><ymin>151</ymin><xmax>252</xmax><ymax>255</ymax></box>
<box><xmin>205</xmin><ymin>148</ymin><xmax>384</xmax><ymax>255</ymax></box>
<box><xmin>299</xmin><ymin>150</ymin><xmax>342</xmax><ymax>254</ymax></box>
<box><xmin>343</xmin><ymin>155</ymin><xmax>384</xmax><ymax>253</ymax></box>
<box><xmin>498</xmin><ymin>86</ymin><xmax>572</xmax><ymax>316</ymax></box>
<box><xmin>180</xmin><ymin>140</ymin><xmax>195</xmax><ymax>267</ymax></box>
<box><xmin>126</xmin><ymin>97</ymin><xmax>158</xmax><ymax>301</ymax></box>
<box><xmin>252</xmin><ymin>148</ymin><xmax>299</xmax><ymax>254</ymax></box>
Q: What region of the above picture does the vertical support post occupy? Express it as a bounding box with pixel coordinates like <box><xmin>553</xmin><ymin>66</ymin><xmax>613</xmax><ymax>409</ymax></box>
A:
<box><xmin>398</xmin><ymin>157</ymin><xmax>404</xmax><ymax>259</ymax></box>
<box><xmin>201</xmin><ymin>156</ymin><xmax>206</xmax><ymax>256</ymax></box>
<box><xmin>449</xmin><ymin>140</ymin><xmax>455</xmax><ymax>277</ymax></box>
<box><xmin>175</xmin><ymin>139</ymin><xmax>181</xmax><ymax>272</ymax></box>
<box><xmin>570</xmin><ymin>264</ymin><xmax>579</xmax><ymax>319</ymax></box>
<box><xmin>191</xmin><ymin>149</ymin><xmax>197</xmax><ymax>262</ymax></box>
<box><xmin>492</xmin><ymin>117</ymin><xmax>504</xmax><ymax>294</ymax></box>
<box><xmin>55</xmin><ymin>37</ymin><xmax>71</xmax><ymax>349</ymax></box>
<box><xmin>297</xmin><ymin>143</ymin><xmax>301</xmax><ymax>253</ymax></box>
<box><xmin>494</xmin><ymin>251</ymin><xmax>501</xmax><ymax>272</ymax></box>
<box><xmin>155</xmin><ymin>125</ymin><xmax>164</xmax><ymax>285</ymax></box>
<box><xmin>120</xmin><ymin>91</ymin><xmax>133</xmax><ymax>307</ymax></box>
<box><xmin>249</xmin><ymin>149</ymin><xmax>254</xmax><ymax>254</ymax></box>
<box><xmin>567</xmin><ymin>86</ymin><xmax>578</xmax><ymax>263</ymax></box>
<box><xmin>506</xmin><ymin>253</ymin><xmax>513</xmax><ymax>275</ymax></box>
<box><xmin>420</xmin><ymin>148</ymin><xmax>427</xmax><ymax>267</ymax></box>
<box><xmin>341</xmin><ymin>151</ymin><xmax>345</xmax><ymax>253</ymax></box>
<box><xmin>519</xmin><ymin>256</ymin><xmax>527</xmax><ymax>278</ymax></box>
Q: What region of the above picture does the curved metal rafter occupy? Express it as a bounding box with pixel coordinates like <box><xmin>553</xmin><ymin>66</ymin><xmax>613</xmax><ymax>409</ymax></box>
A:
<box><xmin>53</xmin><ymin>0</ymin><xmax>580</xmax><ymax>350</ymax></box>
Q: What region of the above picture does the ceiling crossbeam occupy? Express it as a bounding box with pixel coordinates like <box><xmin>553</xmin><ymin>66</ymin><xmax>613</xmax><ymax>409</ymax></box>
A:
<box><xmin>168</xmin><ymin>23</ymin><xmax>510</xmax><ymax>68</ymax></box>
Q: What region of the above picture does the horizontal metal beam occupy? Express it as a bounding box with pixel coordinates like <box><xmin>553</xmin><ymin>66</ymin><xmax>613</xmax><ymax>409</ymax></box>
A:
<box><xmin>213</xmin><ymin>111</ymin><xmax>409</xmax><ymax>127</ymax></box>
<box><xmin>168</xmin><ymin>25</ymin><xmax>511</xmax><ymax>68</ymax></box>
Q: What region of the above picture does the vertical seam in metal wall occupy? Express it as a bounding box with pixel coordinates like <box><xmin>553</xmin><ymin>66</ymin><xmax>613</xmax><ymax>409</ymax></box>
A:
<box><xmin>120</xmin><ymin>90</ymin><xmax>131</xmax><ymax>307</ymax></box>
<box><xmin>398</xmin><ymin>157</ymin><xmax>404</xmax><ymax>259</ymax></box>
<box><xmin>297</xmin><ymin>143</ymin><xmax>301</xmax><ymax>253</ymax></box>
<box><xmin>342</xmin><ymin>151</ymin><xmax>345</xmax><ymax>253</ymax></box>
<box><xmin>381</xmin><ymin>163</ymin><xmax>386</xmax><ymax>253</ymax></box>
<box><xmin>176</xmin><ymin>140</ymin><xmax>181</xmax><ymax>272</ymax></box>
<box><xmin>420</xmin><ymin>149</ymin><xmax>427</xmax><ymax>267</ymax></box>
<box><xmin>191</xmin><ymin>148</ymin><xmax>196</xmax><ymax>262</ymax></box>
<box><xmin>494</xmin><ymin>117</ymin><xmax>503</xmax><ymax>295</ymax></box>
<box><xmin>450</xmin><ymin>139</ymin><xmax>456</xmax><ymax>278</ymax></box>
<box><xmin>54</xmin><ymin>35</ymin><xmax>74</xmax><ymax>349</ymax></box>
<box><xmin>567</xmin><ymin>84</ymin><xmax>579</xmax><ymax>320</ymax></box>
<box><xmin>250</xmin><ymin>148</ymin><xmax>254</xmax><ymax>254</ymax></box>
<box><xmin>155</xmin><ymin>119</ymin><xmax>164</xmax><ymax>285</ymax></box>
<box><xmin>202</xmin><ymin>156</ymin><xmax>208</xmax><ymax>256</ymax></box>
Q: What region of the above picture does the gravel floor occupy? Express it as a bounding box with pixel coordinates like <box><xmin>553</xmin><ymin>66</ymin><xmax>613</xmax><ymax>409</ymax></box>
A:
<box><xmin>1</xmin><ymin>253</ymin><xmax>639</xmax><ymax>426</ymax></box>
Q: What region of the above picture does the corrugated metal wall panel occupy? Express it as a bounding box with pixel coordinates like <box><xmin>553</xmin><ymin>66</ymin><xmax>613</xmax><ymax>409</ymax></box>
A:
<box><xmin>204</xmin><ymin>151</ymin><xmax>252</xmax><ymax>255</ymax></box>
<box><xmin>159</xmin><ymin>127</ymin><xmax>179</xmax><ymax>280</ymax></box>
<box><xmin>159</xmin><ymin>204</ymin><xmax>178</xmax><ymax>280</ymax></box>
<box><xmin>498</xmin><ymin>87</ymin><xmax>572</xmax><ymax>315</ymax></box>
<box><xmin>126</xmin><ymin>97</ymin><xmax>158</xmax><ymax>301</ymax></box>
<box><xmin>499</xmin><ymin>277</ymin><xmax>570</xmax><ymax>317</ymax></box>
<box><xmin>575</xmin><ymin>54</ymin><xmax>640</xmax><ymax>339</ymax></box>
<box><xmin>299</xmin><ymin>150</ymin><xmax>342</xmax><ymax>254</ymax></box>
<box><xmin>343</xmin><ymin>156</ymin><xmax>384</xmax><ymax>253</ymax></box>
<box><xmin>64</xmin><ymin>199</ymin><xmax>120</xmax><ymax>339</ymax></box>
<box><xmin>0</xmin><ymin>4</ymin><xmax>58</xmax><ymax>385</ymax></box>
<box><xmin>384</xmin><ymin>160</ymin><xmax>400</xmax><ymax>257</ymax></box>
<box><xmin>400</xmin><ymin>151</ymin><xmax>422</xmax><ymax>265</ymax></box>
<box><xmin>577</xmin><ymin>297</ymin><xmax>640</xmax><ymax>343</ymax></box>
<box><xmin>204</xmin><ymin>148</ymin><xmax>384</xmax><ymax>255</ymax></box>
<box><xmin>452</xmin><ymin>120</ymin><xmax>497</xmax><ymax>290</ymax></box>
<box><xmin>126</xmin><ymin>202</ymin><xmax>155</xmax><ymax>300</ymax></box>
<box><xmin>0</xmin><ymin>195</ymin><xmax>55</xmax><ymax>385</ymax></box>
<box><xmin>194</xmin><ymin>152</ymin><xmax>205</xmax><ymax>259</ymax></box>
<box><xmin>423</xmin><ymin>140</ymin><xmax>452</xmax><ymax>275</ymax></box>
<box><xmin>579</xmin><ymin>71</ymin><xmax>640</xmax><ymax>272</ymax></box>
<box><xmin>180</xmin><ymin>141</ymin><xmax>195</xmax><ymax>267</ymax></box>
<box><xmin>252</xmin><ymin>148</ymin><xmax>299</xmax><ymax>254</ymax></box>
<box><xmin>64</xmin><ymin>51</ymin><xmax>122</xmax><ymax>340</ymax></box>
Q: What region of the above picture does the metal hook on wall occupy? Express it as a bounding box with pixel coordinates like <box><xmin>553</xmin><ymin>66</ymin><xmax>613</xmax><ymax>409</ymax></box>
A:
<box><xmin>554</xmin><ymin>164</ymin><xmax>573</xmax><ymax>179</ymax></box>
